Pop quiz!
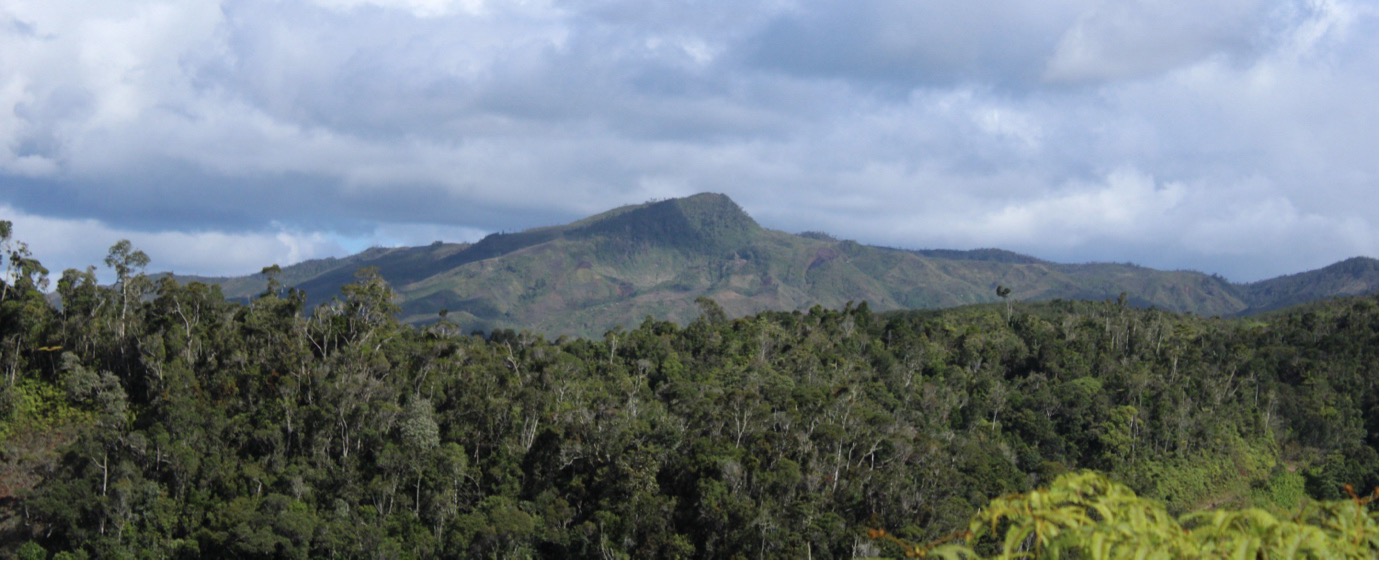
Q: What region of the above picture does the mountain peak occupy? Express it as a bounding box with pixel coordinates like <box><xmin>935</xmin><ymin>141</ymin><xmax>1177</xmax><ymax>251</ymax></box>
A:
<box><xmin>574</xmin><ymin>192</ymin><xmax>759</xmax><ymax>250</ymax></box>
<box><xmin>668</xmin><ymin>192</ymin><xmax>759</xmax><ymax>231</ymax></box>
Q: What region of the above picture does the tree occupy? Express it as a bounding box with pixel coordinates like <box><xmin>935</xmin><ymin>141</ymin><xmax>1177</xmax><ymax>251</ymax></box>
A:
<box><xmin>104</xmin><ymin>240</ymin><xmax>151</xmax><ymax>340</ymax></box>
<box><xmin>0</xmin><ymin>220</ymin><xmax>49</xmax><ymax>304</ymax></box>
<box><xmin>0</xmin><ymin>227</ymin><xmax>52</xmax><ymax>388</ymax></box>
<box><xmin>399</xmin><ymin>396</ymin><xmax>441</xmax><ymax>514</ymax></box>
<box><xmin>996</xmin><ymin>285</ymin><xmax>1013</xmax><ymax>323</ymax></box>
<box><xmin>260</xmin><ymin>264</ymin><xmax>283</xmax><ymax>298</ymax></box>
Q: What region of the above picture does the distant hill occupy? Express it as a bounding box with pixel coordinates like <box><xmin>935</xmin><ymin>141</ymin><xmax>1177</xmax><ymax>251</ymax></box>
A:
<box><xmin>1234</xmin><ymin>256</ymin><xmax>1379</xmax><ymax>315</ymax></box>
<box><xmin>188</xmin><ymin>193</ymin><xmax>1379</xmax><ymax>338</ymax></box>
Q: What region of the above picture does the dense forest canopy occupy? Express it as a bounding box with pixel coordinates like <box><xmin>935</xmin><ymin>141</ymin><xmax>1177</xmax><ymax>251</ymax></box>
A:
<box><xmin>0</xmin><ymin>231</ymin><xmax>1377</xmax><ymax>559</ymax></box>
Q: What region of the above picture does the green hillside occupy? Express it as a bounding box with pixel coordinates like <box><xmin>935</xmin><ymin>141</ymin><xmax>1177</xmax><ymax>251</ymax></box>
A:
<box><xmin>193</xmin><ymin>193</ymin><xmax>1378</xmax><ymax>339</ymax></box>
<box><xmin>1237</xmin><ymin>256</ymin><xmax>1379</xmax><ymax>315</ymax></box>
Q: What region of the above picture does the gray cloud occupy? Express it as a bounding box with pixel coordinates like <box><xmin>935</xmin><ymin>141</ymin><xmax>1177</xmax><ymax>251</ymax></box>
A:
<box><xmin>0</xmin><ymin>0</ymin><xmax>1374</xmax><ymax>283</ymax></box>
<box><xmin>1042</xmin><ymin>0</ymin><xmax>1277</xmax><ymax>84</ymax></box>
<box><xmin>741</xmin><ymin>0</ymin><xmax>1083</xmax><ymax>90</ymax></box>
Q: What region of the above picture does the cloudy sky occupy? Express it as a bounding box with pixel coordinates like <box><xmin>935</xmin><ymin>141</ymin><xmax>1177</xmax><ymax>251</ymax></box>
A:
<box><xmin>0</xmin><ymin>0</ymin><xmax>1377</xmax><ymax>283</ymax></box>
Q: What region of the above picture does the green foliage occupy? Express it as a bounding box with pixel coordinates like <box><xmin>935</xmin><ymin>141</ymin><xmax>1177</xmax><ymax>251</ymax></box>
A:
<box><xmin>1253</xmin><ymin>469</ymin><xmax>1308</xmax><ymax>512</ymax></box>
<box><xmin>912</xmin><ymin>471</ymin><xmax>1378</xmax><ymax>559</ymax></box>
<box><xmin>15</xmin><ymin>540</ymin><xmax>46</xmax><ymax>560</ymax></box>
<box><xmin>0</xmin><ymin>369</ymin><xmax>91</xmax><ymax>442</ymax></box>
<box><xmin>1119</xmin><ymin>436</ymin><xmax>1279</xmax><ymax>515</ymax></box>
<box><xmin>0</xmin><ymin>222</ymin><xmax>1374</xmax><ymax>559</ymax></box>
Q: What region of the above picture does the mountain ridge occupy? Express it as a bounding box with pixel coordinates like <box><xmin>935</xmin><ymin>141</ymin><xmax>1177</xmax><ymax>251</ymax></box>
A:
<box><xmin>186</xmin><ymin>193</ymin><xmax>1378</xmax><ymax>338</ymax></box>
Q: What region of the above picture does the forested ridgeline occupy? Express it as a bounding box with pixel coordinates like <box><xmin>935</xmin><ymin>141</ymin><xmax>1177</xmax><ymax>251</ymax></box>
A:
<box><xmin>0</xmin><ymin>234</ymin><xmax>1377</xmax><ymax>559</ymax></box>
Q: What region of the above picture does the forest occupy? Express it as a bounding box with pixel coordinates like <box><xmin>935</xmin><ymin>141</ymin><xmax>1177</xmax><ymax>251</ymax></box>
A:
<box><xmin>0</xmin><ymin>230</ymin><xmax>1377</xmax><ymax>559</ymax></box>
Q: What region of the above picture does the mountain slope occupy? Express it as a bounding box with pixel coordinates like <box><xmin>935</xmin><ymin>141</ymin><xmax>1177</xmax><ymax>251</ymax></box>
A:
<box><xmin>1235</xmin><ymin>256</ymin><xmax>1378</xmax><ymax>315</ymax></box>
<box><xmin>192</xmin><ymin>193</ymin><xmax>1378</xmax><ymax>338</ymax></box>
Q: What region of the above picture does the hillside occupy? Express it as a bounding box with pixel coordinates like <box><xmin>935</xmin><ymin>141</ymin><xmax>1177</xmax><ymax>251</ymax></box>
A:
<box><xmin>193</xmin><ymin>193</ymin><xmax>1378</xmax><ymax>338</ymax></box>
<box><xmin>1236</xmin><ymin>256</ymin><xmax>1379</xmax><ymax>315</ymax></box>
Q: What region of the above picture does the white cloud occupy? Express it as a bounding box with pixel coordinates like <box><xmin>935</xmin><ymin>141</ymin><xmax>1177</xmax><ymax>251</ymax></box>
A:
<box><xmin>974</xmin><ymin>169</ymin><xmax>1187</xmax><ymax>246</ymax></box>
<box><xmin>1181</xmin><ymin>193</ymin><xmax>1375</xmax><ymax>259</ymax></box>
<box><xmin>0</xmin><ymin>0</ymin><xmax>1373</xmax><ymax>283</ymax></box>
<box><xmin>1277</xmin><ymin>0</ymin><xmax>1365</xmax><ymax>61</ymax></box>
<box><xmin>0</xmin><ymin>205</ymin><xmax>348</xmax><ymax>282</ymax></box>
<box><xmin>309</xmin><ymin>0</ymin><xmax>490</xmax><ymax>18</ymax></box>
<box><xmin>1042</xmin><ymin>0</ymin><xmax>1270</xmax><ymax>83</ymax></box>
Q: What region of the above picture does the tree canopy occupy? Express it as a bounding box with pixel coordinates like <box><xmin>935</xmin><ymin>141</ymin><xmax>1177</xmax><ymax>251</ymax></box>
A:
<box><xmin>0</xmin><ymin>228</ymin><xmax>1375</xmax><ymax>559</ymax></box>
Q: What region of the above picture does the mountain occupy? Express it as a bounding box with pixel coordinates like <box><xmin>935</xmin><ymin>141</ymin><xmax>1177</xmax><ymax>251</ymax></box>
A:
<box><xmin>191</xmin><ymin>193</ymin><xmax>1379</xmax><ymax>338</ymax></box>
<box><xmin>1234</xmin><ymin>256</ymin><xmax>1379</xmax><ymax>315</ymax></box>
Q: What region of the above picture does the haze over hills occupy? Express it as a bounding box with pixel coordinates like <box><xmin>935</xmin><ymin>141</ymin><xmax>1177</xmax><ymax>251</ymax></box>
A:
<box><xmin>189</xmin><ymin>193</ymin><xmax>1379</xmax><ymax>338</ymax></box>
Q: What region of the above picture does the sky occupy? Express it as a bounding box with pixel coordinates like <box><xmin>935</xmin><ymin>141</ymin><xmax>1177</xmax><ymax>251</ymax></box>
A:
<box><xmin>0</xmin><ymin>0</ymin><xmax>1377</xmax><ymax>283</ymax></box>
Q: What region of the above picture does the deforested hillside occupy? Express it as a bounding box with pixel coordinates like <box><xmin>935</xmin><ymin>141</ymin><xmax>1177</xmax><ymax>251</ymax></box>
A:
<box><xmin>186</xmin><ymin>194</ymin><xmax>1377</xmax><ymax>339</ymax></box>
